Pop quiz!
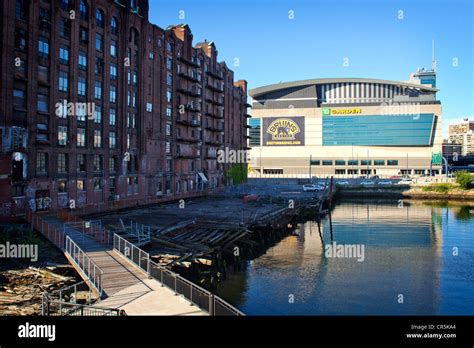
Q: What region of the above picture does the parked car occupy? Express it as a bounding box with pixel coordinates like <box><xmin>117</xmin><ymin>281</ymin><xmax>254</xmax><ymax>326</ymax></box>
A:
<box><xmin>389</xmin><ymin>175</ymin><xmax>401</xmax><ymax>179</ymax></box>
<box><xmin>303</xmin><ymin>184</ymin><xmax>324</xmax><ymax>192</ymax></box>
<box><xmin>396</xmin><ymin>179</ymin><xmax>414</xmax><ymax>185</ymax></box>
<box><xmin>360</xmin><ymin>181</ymin><xmax>375</xmax><ymax>185</ymax></box>
<box><xmin>317</xmin><ymin>181</ymin><xmax>327</xmax><ymax>186</ymax></box>
<box><xmin>370</xmin><ymin>175</ymin><xmax>380</xmax><ymax>179</ymax></box>
<box><xmin>377</xmin><ymin>180</ymin><xmax>392</xmax><ymax>185</ymax></box>
<box><xmin>337</xmin><ymin>181</ymin><xmax>350</xmax><ymax>185</ymax></box>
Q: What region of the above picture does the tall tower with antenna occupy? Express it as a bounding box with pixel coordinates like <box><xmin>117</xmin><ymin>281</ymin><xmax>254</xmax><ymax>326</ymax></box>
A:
<box><xmin>432</xmin><ymin>39</ymin><xmax>437</xmax><ymax>72</ymax></box>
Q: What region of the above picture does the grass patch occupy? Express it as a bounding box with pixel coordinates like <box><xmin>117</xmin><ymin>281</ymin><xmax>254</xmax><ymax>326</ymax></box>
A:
<box><xmin>421</xmin><ymin>183</ymin><xmax>453</xmax><ymax>193</ymax></box>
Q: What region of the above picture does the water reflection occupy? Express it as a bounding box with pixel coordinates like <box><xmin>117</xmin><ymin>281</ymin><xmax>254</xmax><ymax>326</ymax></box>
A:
<box><xmin>215</xmin><ymin>200</ymin><xmax>474</xmax><ymax>315</ymax></box>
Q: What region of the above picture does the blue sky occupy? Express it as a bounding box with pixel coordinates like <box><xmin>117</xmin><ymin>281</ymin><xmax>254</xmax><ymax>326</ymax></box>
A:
<box><xmin>149</xmin><ymin>0</ymin><xmax>474</xmax><ymax>132</ymax></box>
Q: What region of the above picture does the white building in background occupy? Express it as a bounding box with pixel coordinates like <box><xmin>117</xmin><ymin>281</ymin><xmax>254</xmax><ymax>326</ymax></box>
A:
<box><xmin>448</xmin><ymin>118</ymin><xmax>474</xmax><ymax>155</ymax></box>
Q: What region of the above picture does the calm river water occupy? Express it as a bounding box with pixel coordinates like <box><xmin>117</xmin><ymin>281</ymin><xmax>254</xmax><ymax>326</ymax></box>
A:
<box><xmin>215</xmin><ymin>200</ymin><xmax>474</xmax><ymax>315</ymax></box>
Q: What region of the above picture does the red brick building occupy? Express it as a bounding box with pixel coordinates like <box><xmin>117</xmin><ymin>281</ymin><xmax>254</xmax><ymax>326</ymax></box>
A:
<box><xmin>0</xmin><ymin>0</ymin><xmax>249</xmax><ymax>221</ymax></box>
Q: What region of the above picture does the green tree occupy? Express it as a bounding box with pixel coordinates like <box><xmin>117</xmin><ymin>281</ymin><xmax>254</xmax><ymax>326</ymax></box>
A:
<box><xmin>455</xmin><ymin>171</ymin><xmax>474</xmax><ymax>190</ymax></box>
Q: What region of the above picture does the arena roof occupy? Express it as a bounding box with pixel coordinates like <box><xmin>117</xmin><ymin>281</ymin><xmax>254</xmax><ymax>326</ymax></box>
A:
<box><xmin>249</xmin><ymin>78</ymin><xmax>439</xmax><ymax>98</ymax></box>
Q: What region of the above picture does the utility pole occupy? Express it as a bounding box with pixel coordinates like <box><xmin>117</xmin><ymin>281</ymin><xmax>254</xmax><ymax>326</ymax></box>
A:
<box><xmin>309</xmin><ymin>154</ymin><xmax>312</xmax><ymax>181</ymax></box>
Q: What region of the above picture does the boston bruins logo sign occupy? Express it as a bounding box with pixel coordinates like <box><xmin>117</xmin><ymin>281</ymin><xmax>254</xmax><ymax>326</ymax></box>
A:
<box><xmin>263</xmin><ymin>117</ymin><xmax>305</xmax><ymax>146</ymax></box>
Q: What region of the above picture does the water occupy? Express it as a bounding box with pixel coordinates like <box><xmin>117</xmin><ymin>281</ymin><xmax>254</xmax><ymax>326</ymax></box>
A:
<box><xmin>215</xmin><ymin>200</ymin><xmax>474</xmax><ymax>315</ymax></box>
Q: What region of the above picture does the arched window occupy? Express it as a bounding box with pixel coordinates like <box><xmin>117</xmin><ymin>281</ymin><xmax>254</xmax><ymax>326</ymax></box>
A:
<box><xmin>96</xmin><ymin>9</ymin><xmax>104</xmax><ymax>28</ymax></box>
<box><xmin>79</xmin><ymin>0</ymin><xmax>88</xmax><ymax>20</ymax></box>
<box><xmin>111</xmin><ymin>17</ymin><xmax>119</xmax><ymax>35</ymax></box>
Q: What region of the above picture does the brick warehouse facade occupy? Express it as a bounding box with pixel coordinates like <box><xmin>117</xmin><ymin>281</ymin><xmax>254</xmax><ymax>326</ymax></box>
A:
<box><xmin>0</xmin><ymin>0</ymin><xmax>250</xmax><ymax>220</ymax></box>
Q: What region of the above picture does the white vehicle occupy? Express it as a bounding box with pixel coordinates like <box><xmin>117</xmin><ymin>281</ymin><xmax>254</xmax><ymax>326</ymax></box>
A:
<box><xmin>378</xmin><ymin>180</ymin><xmax>392</xmax><ymax>185</ymax></box>
<box><xmin>337</xmin><ymin>181</ymin><xmax>350</xmax><ymax>185</ymax></box>
<box><xmin>396</xmin><ymin>179</ymin><xmax>414</xmax><ymax>185</ymax></box>
<box><xmin>303</xmin><ymin>184</ymin><xmax>324</xmax><ymax>192</ymax></box>
<box><xmin>360</xmin><ymin>181</ymin><xmax>375</xmax><ymax>185</ymax></box>
<box><xmin>317</xmin><ymin>181</ymin><xmax>327</xmax><ymax>186</ymax></box>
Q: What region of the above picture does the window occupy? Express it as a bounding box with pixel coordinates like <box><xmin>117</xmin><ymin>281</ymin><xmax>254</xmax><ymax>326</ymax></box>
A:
<box><xmin>374</xmin><ymin>160</ymin><xmax>385</xmax><ymax>166</ymax></box>
<box><xmin>167</xmin><ymin>73</ymin><xmax>173</xmax><ymax>86</ymax></box>
<box><xmin>94</xmin><ymin>105</ymin><xmax>102</xmax><ymax>123</ymax></box>
<box><xmin>111</xmin><ymin>17</ymin><xmax>119</xmax><ymax>35</ymax></box>
<box><xmin>95</xmin><ymin>33</ymin><xmax>103</xmax><ymax>52</ymax></box>
<box><xmin>79</xmin><ymin>27</ymin><xmax>89</xmax><ymax>44</ymax></box>
<box><xmin>249</xmin><ymin>118</ymin><xmax>261</xmax><ymax>146</ymax></box>
<box><xmin>36</xmin><ymin>153</ymin><xmax>48</xmax><ymax>175</ymax></box>
<box><xmin>166</xmin><ymin>123</ymin><xmax>171</xmax><ymax>136</ymax></box>
<box><xmin>109</xmin><ymin>131</ymin><xmax>116</xmax><ymax>149</ymax></box>
<box><xmin>77</xmin><ymin>179</ymin><xmax>85</xmax><ymax>191</ymax></box>
<box><xmin>133</xmin><ymin>71</ymin><xmax>138</xmax><ymax>85</ymax></box>
<box><xmin>109</xmin><ymin>157</ymin><xmax>116</xmax><ymax>172</ymax></box>
<box><xmin>37</xmin><ymin>88</ymin><xmax>49</xmax><ymax>112</ymax></box>
<box><xmin>94</xmin><ymin>178</ymin><xmax>102</xmax><ymax>191</ymax></box>
<box><xmin>166</xmin><ymin>57</ymin><xmax>172</xmax><ymax>70</ymax></box>
<box><xmin>57</xmin><ymin>100</ymin><xmax>67</xmax><ymax>119</ymax></box>
<box><xmin>335</xmin><ymin>160</ymin><xmax>346</xmax><ymax>166</ymax></box>
<box><xmin>59</xmin><ymin>47</ymin><xmax>69</xmax><ymax>64</ymax></box>
<box><xmin>58</xmin><ymin>71</ymin><xmax>68</xmax><ymax>92</ymax></box>
<box><xmin>58</xmin><ymin>126</ymin><xmax>68</xmax><ymax>145</ymax></box>
<box><xmin>58</xmin><ymin>180</ymin><xmax>67</xmax><ymax>193</ymax></box>
<box><xmin>60</xmin><ymin>0</ymin><xmax>70</xmax><ymax>11</ymax></box>
<box><xmin>59</xmin><ymin>18</ymin><xmax>70</xmax><ymax>37</ymax></box>
<box><xmin>93</xmin><ymin>155</ymin><xmax>102</xmax><ymax>171</ymax></box>
<box><xmin>109</xmin><ymin>108</ymin><xmax>116</xmax><ymax>126</ymax></box>
<box><xmin>96</xmin><ymin>9</ymin><xmax>104</xmax><ymax>28</ymax></box>
<box><xmin>38</xmin><ymin>38</ymin><xmax>49</xmax><ymax>58</ymax></box>
<box><xmin>77</xmin><ymin>104</ymin><xmax>87</xmax><ymax>121</ymax></box>
<box><xmin>322</xmin><ymin>160</ymin><xmax>333</xmax><ymax>166</ymax></box>
<box><xmin>110</xmin><ymin>86</ymin><xmax>116</xmax><ymax>103</ymax></box>
<box><xmin>166</xmin><ymin>107</ymin><xmax>172</xmax><ymax>117</ymax></box>
<box><xmin>16</xmin><ymin>0</ymin><xmax>28</xmax><ymax>21</ymax></box>
<box><xmin>95</xmin><ymin>57</ymin><xmax>103</xmax><ymax>75</ymax></box>
<box><xmin>110</xmin><ymin>64</ymin><xmax>117</xmax><ymax>80</ymax></box>
<box><xmin>77</xmin><ymin>154</ymin><xmax>86</xmax><ymax>172</ymax></box>
<box><xmin>58</xmin><ymin>153</ymin><xmax>68</xmax><ymax>173</ymax></box>
<box><xmin>348</xmin><ymin>160</ymin><xmax>358</xmax><ymax>166</ymax></box>
<box><xmin>78</xmin><ymin>77</ymin><xmax>86</xmax><ymax>96</ymax></box>
<box><xmin>15</xmin><ymin>28</ymin><xmax>27</xmax><ymax>50</ymax></box>
<box><xmin>78</xmin><ymin>52</ymin><xmax>87</xmax><ymax>70</ymax></box>
<box><xmin>166</xmin><ymin>90</ymin><xmax>172</xmax><ymax>103</ymax></box>
<box><xmin>361</xmin><ymin>160</ymin><xmax>372</xmax><ymax>166</ymax></box>
<box><xmin>387</xmin><ymin>160</ymin><xmax>399</xmax><ymax>166</ymax></box>
<box><xmin>149</xmin><ymin>52</ymin><xmax>155</xmax><ymax>60</ymax></box>
<box><xmin>166</xmin><ymin>142</ymin><xmax>170</xmax><ymax>154</ymax></box>
<box><xmin>166</xmin><ymin>42</ymin><xmax>172</xmax><ymax>52</ymax></box>
<box><xmin>310</xmin><ymin>160</ymin><xmax>320</xmax><ymax>165</ymax></box>
<box><xmin>146</xmin><ymin>103</ymin><xmax>152</xmax><ymax>112</ymax></box>
<box><xmin>93</xmin><ymin>130</ymin><xmax>102</xmax><ymax>148</ymax></box>
<box><xmin>110</xmin><ymin>40</ymin><xmax>117</xmax><ymax>57</ymax></box>
<box><xmin>166</xmin><ymin>158</ymin><xmax>172</xmax><ymax>172</ymax></box>
<box><xmin>79</xmin><ymin>0</ymin><xmax>88</xmax><ymax>21</ymax></box>
<box><xmin>13</xmin><ymin>88</ymin><xmax>26</xmax><ymax>109</ymax></box>
<box><xmin>94</xmin><ymin>81</ymin><xmax>102</xmax><ymax>100</ymax></box>
<box><xmin>77</xmin><ymin>128</ymin><xmax>86</xmax><ymax>147</ymax></box>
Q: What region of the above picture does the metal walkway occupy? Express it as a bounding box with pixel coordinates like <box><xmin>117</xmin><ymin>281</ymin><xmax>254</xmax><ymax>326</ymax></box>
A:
<box><xmin>29</xmin><ymin>213</ymin><xmax>208</xmax><ymax>315</ymax></box>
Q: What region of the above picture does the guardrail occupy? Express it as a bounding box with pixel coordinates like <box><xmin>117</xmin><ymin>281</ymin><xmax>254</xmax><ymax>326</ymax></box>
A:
<box><xmin>42</xmin><ymin>299</ymin><xmax>125</xmax><ymax>316</ymax></box>
<box><xmin>65</xmin><ymin>236</ymin><xmax>104</xmax><ymax>297</ymax></box>
<box><xmin>26</xmin><ymin>210</ymin><xmax>65</xmax><ymax>250</ymax></box>
<box><xmin>113</xmin><ymin>233</ymin><xmax>245</xmax><ymax>316</ymax></box>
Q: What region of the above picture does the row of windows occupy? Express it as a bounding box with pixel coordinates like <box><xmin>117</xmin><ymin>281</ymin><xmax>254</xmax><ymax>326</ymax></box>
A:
<box><xmin>310</xmin><ymin>160</ymin><xmax>400</xmax><ymax>166</ymax></box>
<box><xmin>57</xmin><ymin>126</ymin><xmax>117</xmax><ymax>149</ymax></box>
<box><xmin>36</xmin><ymin>153</ymin><xmax>115</xmax><ymax>175</ymax></box>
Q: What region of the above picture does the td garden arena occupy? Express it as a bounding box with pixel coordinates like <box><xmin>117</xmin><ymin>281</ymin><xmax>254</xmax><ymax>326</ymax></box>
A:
<box><xmin>247</xmin><ymin>68</ymin><xmax>443</xmax><ymax>178</ymax></box>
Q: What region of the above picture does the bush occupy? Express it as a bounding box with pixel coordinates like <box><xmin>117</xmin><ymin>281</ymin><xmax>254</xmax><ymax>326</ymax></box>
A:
<box><xmin>455</xmin><ymin>171</ymin><xmax>474</xmax><ymax>190</ymax></box>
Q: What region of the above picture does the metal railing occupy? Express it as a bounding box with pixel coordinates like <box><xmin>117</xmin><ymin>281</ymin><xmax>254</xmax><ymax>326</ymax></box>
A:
<box><xmin>42</xmin><ymin>299</ymin><xmax>125</xmax><ymax>316</ymax></box>
<box><xmin>27</xmin><ymin>210</ymin><xmax>66</xmax><ymax>250</ymax></box>
<box><xmin>113</xmin><ymin>233</ymin><xmax>245</xmax><ymax>316</ymax></box>
<box><xmin>65</xmin><ymin>236</ymin><xmax>104</xmax><ymax>297</ymax></box>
